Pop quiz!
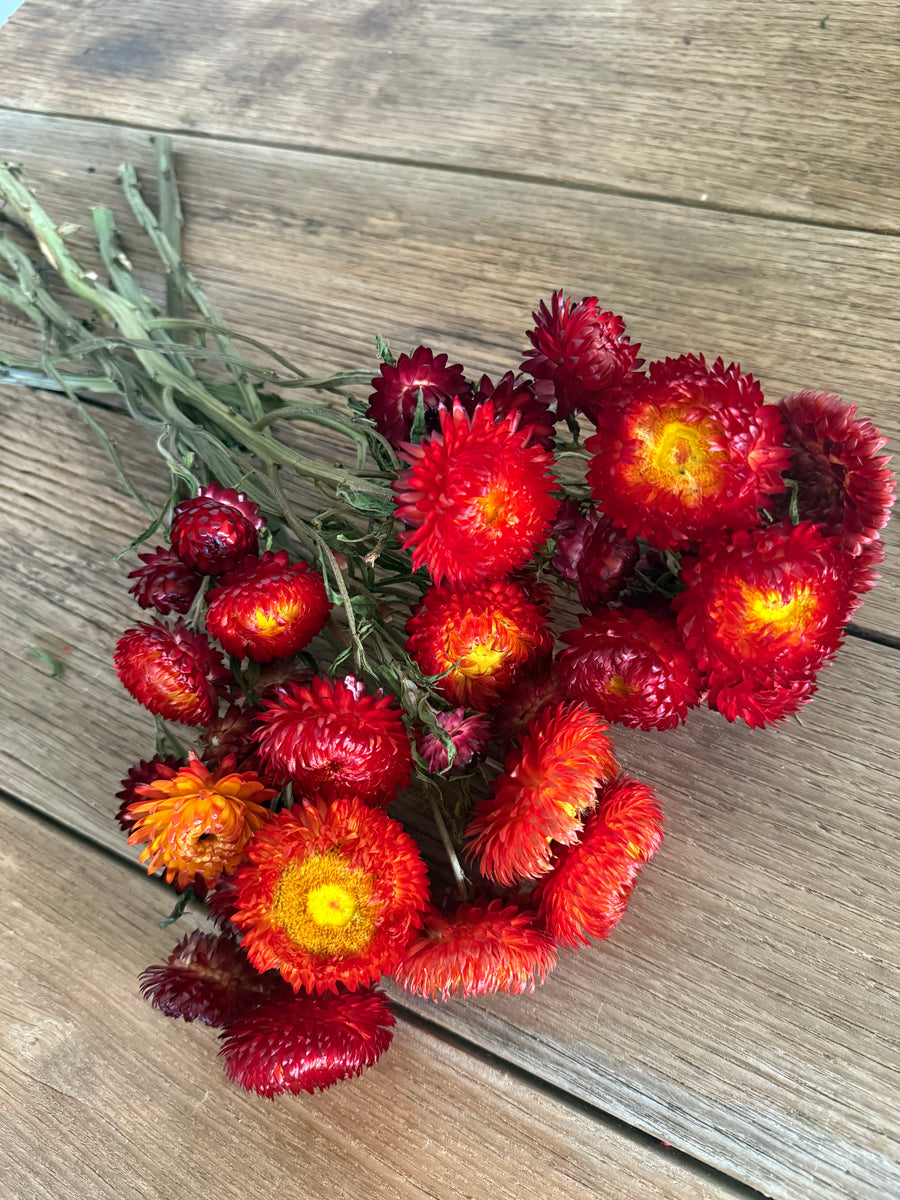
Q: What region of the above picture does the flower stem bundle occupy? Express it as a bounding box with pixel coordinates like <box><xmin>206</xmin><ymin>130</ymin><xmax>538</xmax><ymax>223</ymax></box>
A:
<box><xmin>0</xmin><ymin>140</ymin><xmax>893</xmax><ymax>1098</ymax></box>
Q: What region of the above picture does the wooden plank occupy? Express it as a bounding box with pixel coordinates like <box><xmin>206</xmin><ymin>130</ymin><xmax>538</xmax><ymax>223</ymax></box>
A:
<box><xmin>2</xmin><ymin>390</ymin><xmax>899</xmax><ymax>1199</ymax></box>
<box><xmin>2</xmin><ymin>0</ymin><xmax>900</xmax><ymax>232</ymax></box>
<box><xmin>1</xmin><ymin>799</ymin><xmax>744</xmax><ymax>1200</ymax></box>
<box><xmin>0</xmin><ymin>112</ymin><xmax>897</xmax><ymax>635</ymax></box>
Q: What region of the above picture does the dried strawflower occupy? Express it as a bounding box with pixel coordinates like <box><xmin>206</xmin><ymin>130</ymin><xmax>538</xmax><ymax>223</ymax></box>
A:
<box><xmin>115</xmin><ymin>754</ymin><xmax>182</xmax><ymax>830</ymax></box>
<box><xmin>551</xmin><ymin>499</ymin><xmax>640</xmax><ymax>609</ymax></box>
<box><xmin>231</xmin><ymin>800</ymin><xmax>429</xmax><ymax>993</ymax></box>
<box><xmin>170</xmin><ymin>482</ymin><xmax>264</xmax><ymax>575</ymax></box>
<box><xmin>473</xmin><ymin>371</ymin><xmax>556</xmax><ymax>449</ymax></box>
<box><xmin>416</xmin><ymin>709</ymin><xmax>492</xmax><ymax>774</ymax></box>
<box><xmin>367</xmin><ymin>345</ymin><xmax>472</xmax><ymax>444</ymax></box>
<box><xmin>114</xmin><ymin>618</ymin><xmax>228</xmax><ymax>726</ymax></box>
<box><xmin>127</xmin><ymin>546</ymin><xmax>203</xmax><ymax>615</ymax></box>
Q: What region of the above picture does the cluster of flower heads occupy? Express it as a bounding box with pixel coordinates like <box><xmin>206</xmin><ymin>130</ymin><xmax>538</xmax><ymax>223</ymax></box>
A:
<box><xmin>113</xmin><ymin>293</ymin><xmax>893</xmax><ymax>1099</ymax></box>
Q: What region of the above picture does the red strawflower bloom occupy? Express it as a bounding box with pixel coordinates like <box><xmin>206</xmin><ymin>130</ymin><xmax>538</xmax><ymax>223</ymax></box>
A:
<box><xmin>551</xmin><ymin>499</ymin><xmax>640</xmax><ymax>610</ymax></box>
<box><xmin>367</xmin><ymin>345</ymin><xmax>473</xmax><ymax>444</ymax></box>
<box><xmin>559</xmin><ymin>607</ymin><xmax>702</xmax><ymax>731</ymax></box>
<box><xmin>406</xmin><ymin>580</ymin><xmax>553</xmax><ymax>711</ymax></box>
<box><xmin>705</xmin><ymin>668</ymin><xmax>819</xmax><ymax>729</ymax></box>
<box><xmin>417</xmin><ymin>709</ymin><xmax>491</xmax><ymax>774</ymax></box>
<box><xmin>230</xmin><ymin>800</ymin><xmax>429</xmax><ymax>993</ymax></box>
<box><xmin>205</xmin><ymin>551</ymin><xmax>332</xmax><ymax>663</ymax></box>
<box><xmin>778</xmin><ymin>390</ymin><xmax>895</xmax><ymax>553</ymax></box>
<box><xmin>521</xmin><ymin>291</ymin><xmax>641</xmax><ymax>420</ymax></box>
<box><xmin>126</xmin><ymin>751</ymin><xmax>275</xmax><ymax>892</ymax></box>
<box><xmin>393</xmin><ymin>400</ymin><xmax>559</xmax><ymax>586</ymax></box>
<box><xmin>170</xmin><ymin>482</ymin><xmax>263</xmax><ymax>575</ymax></box>
<box><xmin>394</xmin><ymin>898</ymin><xmax>557</xmax><ymax>1000</ymax></box>
<box><xmin>674</xmin><ymin>521</ymin><xmax>856</xmax><ymax>683</ymax></box>
<box><xmin>115</xmin><ymin>755</ymin><xmax>181</xmax><ymax>830</ymax></box>
<box><xmin>255</xmin><ymin>676</ymin><xmax>412</xmax><ymax>808</ymax></box>
<box><xmin>219</xmin><ymin>987</ymin><xmax>395</xmax><ymax>1097</ymax></box>
<box><xmin>587</xmin><ymin>356</ymin><xmax>790</xmax><ymax>548</ymax></box>
<box><xmin>535</xmin><ymin>775</ymin><xmax>663</xmax><ymax>948</ymax></box>
<box><xmin>127</xmin><ymin>546</ymin><xmax>203</xmax><ymax>615</ymax></box>
<box><xmin>114</xmin><ymin>618</ymin><xmax>228</xmax><ymax>726</ymax></box>
<box><xmin>472</xmin><ymin>371</ymin><xmax>556</xmax><ymax>449</ymax></box>
<box><xmin>198</xmin><ymin>703</ymin><xmax>261</xmax><ymax>769</ymax></box>
<box><xmin>139</xmin><ymin>930</ymin><xmax>282</xmax><ymax>1026</ymax></box>
<box><xmin>465</xmin><ymin>701</ymin><xmax>617</xmax><ymax>886</ymax></box>
<box><xmin>845</xmin><ymin>538</ymin><xmax>885</xmax><ymax>616</ymax></box>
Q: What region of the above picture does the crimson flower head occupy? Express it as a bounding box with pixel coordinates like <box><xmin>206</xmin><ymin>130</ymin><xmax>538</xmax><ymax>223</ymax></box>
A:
<box><xmin>114</xmin><ymin>618</ymin><xmax>228</xmax><ymax>726</ymax></box>
<box><xmin>393</xmin><ymin>400</ymin><xmax>559</xmax><ymax>586</ymax></box>
<box><xmin>219</xmin><ymin>987</ymin><xmax>395</xmax><ymax>1097</ymax></box>
<box><xmin>587</xmin><ymin>356</ymin><xmax>790</xmax><ymax>548</ymax></box>
<box><xmin>367</xmin><ymin>345</ymin><xmax>473</xmax><ymax>444</ymax></box>
<box><xmin>205</xmin><ymin>550</ymin><xmax>331</xmax><ymax>663</ymax></box>
<box><xmin>406</xmin><ymin>579</ymin><xmax>553</xmax><ymax>711</ymax></box>
<box><xmin>126</xmin><ymin>751</ymin><xmax>275</xmax><ymax>892</ymax></box>
<box><xmin>255</xmin><ymin>676</ymin><xmax>412</xmax><ymax>807</ymax></box>
<box><xmin>170</xmin><ymin>482</ymin><xmax>264</xmax><ymax>575</ymax></box>
<box><xmin>535</xmin><ymin>775</ymin><xmax>663</xmax><ymax>948</ymax></box>
<box><xmin>778</xmin><ymin>390</ymin><xmax>895</xmax><ymax>553</ymax></box>
<box><xmin>674</xmin><ymin>521</ymin><xmax>856</xmax><ymax>684</ymax></box>
<box><xmin>472</xmin><ymin>371</ymin><xmax>556</xmax><ymax>449</ymax></box>
<box><xmin>394</xmin><ymin>898</ymin><xmax>557</xmax><ymax>1000</ymax></box>
<box><xmin>551</xmin><ymin>500</ymin><xmax>640</xmax><ymax>610</ymax></box>
<box><xmin>115</xmin><ymin>754</ymin><xmax>182</xmax><ymax>830</ymax></box>
<box><xmin>521</xmin><ymin>291</ymin><xmax>641</xmax><ymax>420</ymax></box>
<box><xmin>559</xmin><ymin>607</ymin><xmax>702</xmax><ymax>731</ymax></box>
<box><xmin>417</xmin><ymin>709</ymin><xmax>491</xmax><ymax>774</ymax></box>
<box><xmin>230</xmin><ymin>800</ymin><xmax>430</xmax><ymax>993</ymax></box>
<box><xmin>127</xmin><ymin>546</ymin><xmax>203</xmax><ymax>615</ymax></box>
<box><xmin>139</xmin><ymin>930</ymin><xmax>280</xmax><ymax>1026</ymax></box>
<box><xmin>465</xmin><ymin>701</ymin><xmax>618</xmax><ymax>886</ymax></box>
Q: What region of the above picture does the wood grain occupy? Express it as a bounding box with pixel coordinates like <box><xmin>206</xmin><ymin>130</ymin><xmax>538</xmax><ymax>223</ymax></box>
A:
<box><xmin>2</xmin><ymin>0</ymin><xmax>899</xmax><ymax>232</ymax></box>
<box><xmin>0</xmin><ymin>111</ymin><xmax>897</xmax><ymax>637</ymax></box>
<box><xmin>1</xmin><ymin>798</ymin><xmax>746</xmax><ymax>1200</ymax></box>
<box><xmin>2</xmin><ymin>388</ymin><xmax>899</xmax><ymax>1199</ymax></box>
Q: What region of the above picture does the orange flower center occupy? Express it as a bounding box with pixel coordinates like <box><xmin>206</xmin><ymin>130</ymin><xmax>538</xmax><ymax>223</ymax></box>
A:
<box><xmin>736</xmin><ymin>582</ymin><xmax>819</xmax><ymax>643</ymax></box>
<box><xmin>632</xmin><ymin>410</ymin><xmax>726</xmax><ymax>504</ymax></box>
<box><xmin>272</xmin><ymin>854</ymin><xmax>377</xmax><ymax>958</ymax></box>
<box><xmin>475</xmin><ymin>485</ymin><xmax>513</xmax><ymax>528</ymax></box>
<box><xmin>606</xmin><ymin>674</ymin><xmax>637</xmax><ymax>698</ymax></box>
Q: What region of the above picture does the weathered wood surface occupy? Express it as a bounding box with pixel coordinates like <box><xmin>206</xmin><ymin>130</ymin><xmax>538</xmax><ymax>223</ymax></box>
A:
<box><xmin>2</xmin><ymin>0</ymin><xmax>900</xmax><ymax>232</ymax></box>
<box><xmin>0</xmin><ymin>110</ymin><xmax>897</xmax><ymax>638</ymax></box>
<box><xmin>1</xmin><ymin>798</ymin><xmax>747</xmax><ymax>1200</ymax></box>
<box><xmin>2</xmin><ymin>386</ymin><xmax>898</xmax><ymax>1199</ymax></box>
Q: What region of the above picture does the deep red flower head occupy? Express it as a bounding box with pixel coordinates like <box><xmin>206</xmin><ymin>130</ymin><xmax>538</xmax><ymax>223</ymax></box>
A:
<box><xmin>521</xmin><ymin>291</ymin><xmax>641</xmax><ymax>420</ymax></box>
<box><xmin>417</xmin><ymin>709</ymin><xmax>492</xmax><ymax>774</ymax></box>
<box><xmin>465</xmin><ymin>701</ymin><xmax>618</xmax><ymax>886</ymax></box>
<box><xmin>198</xmin><ymin>703</ymin><xmax>262</xmax><ymax>770</ymax></box>
<box><xmin>139</xmin><ymin>930</ymin><xmax>283</xmax><ymax>1026</ymax></box>
<box><xmin>394</xmin><ymin>898</ymin><xmax>557</xmax><ymax>1000</ymax></box>
<box><xmin>674</xmin><ymin>521</ymin><xmax>856</xmax><ymax>683</ymax></box>
<box><xmin>705</xmin><ymin>668</ymin><xmax>819</xmax><ymax>729</ymax></box>
<box><xmin>490</xmin><ymin>657</ymin><xmax>562</xmax><ymax>750</ymax></box>
<box><xmin>170</xmin><ymin>482</ymin><xmax>264</xmax><ymax>576</ymax></box>
<box><xmin>393</xmin><ymin>400</ymin><xmax>559</xmax><ymax>586</ymax></box>
<box><xmin>205</xmin><ymin>550</ymin><xmax>332</xmax><ymax>663</ymax></box>
<box><xmin>255</xmin><ymin>676</ymin><xmax>412</xmax><ymax>807</ymax></box>
<box><xmin>115</xmin><ymin>754</ymin><xmax>182</xmax><ymax>830</ymax></box>
<box><xmin>559</xmin><ymin>607</ymin><xmax>702</xmax><ymax>731</ymax></box>
<box><xmin>778</xmin><ymin>390</ymin><xmax>895</xmax><ymax>553</ymax></box>
<box><xmin>367</xmin><ymin>345</ymin><xmax>473</xmax><ymax>444</ymax></box>
<box><xmin>114</xmin><ymin>618</ymin><xmax>228</xmax><ymax>726</ymax></box>
<box><xmin>406</xmin><ymin>579</ymin><xmax>553</xmax><ymax>711</ymax></box>
<box><xmin>230</xmin><ymin>800</ymin><xmax>430</xmax><ymax>993</ymax></box>
<box><xmin>551</xmin><ymin>499</ymin><xmax>640</xmax><ymax>610</ymax></box>
<box><xmin>126</xmin><ymin>751</ymin><xmax>275</xmax><ymax>892</ymax></box>
<box><xmin>535</xmin><ymin>774</ymin><xmax>663</xmax><ymax>948</ymax></box>
<box><xmin>587</xmin><ymin>356</ymin><xmax>790</xmax><ymax>548</ymax></box>
<box><xmin>472</xmin><ymin>371</ymin><xmax>556</xmax><ymax>449</ymax></box>
<box><xmin>219</xmin><ymin>987</ymin><xmax>396</xmax><ymax>1097</ymax></box>
<box><xmin>127</xmin><ymin>546</ymin><xmax>203</xmax><ymax>615</ymax></box>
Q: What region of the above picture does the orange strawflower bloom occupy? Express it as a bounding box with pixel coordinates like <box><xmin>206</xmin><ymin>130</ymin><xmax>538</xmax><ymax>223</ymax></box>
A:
<box><xmin>230</xmin><ymin>800</ymin><xmax>430</xmax><ymax>993</ymax></box>
<box><xmin>205</xmin><ymin>550</ymin><xmax>331</xmax><ymax>663</ymax></box>
<box><xmin>394</xmin><ymin>898</ymin><xmax>557</xmax><ymax>1000</ymax></box>
<box><xmin>114</xmin><ymin>618</ymin><xmax>228</xmax><ymax>727</ymax></box>
<box><xmin>465</xmin><ymin>702</ymin><xmax>618</xmax><ymax>886</ymax></box>
<box><xmin>535</xmin><ymin>775</ymin><xmax>663</xmax><ymax>948</ymax></box>
<box><xmin>405</xmin><ymin>579</ymin><xmax>553</xmax><ymax>711</ymax></box>
<box><xmin>393</xmin><ymin>400</ymin><xmax>559</xmax><ymax>586</ymax></box>
<box><xmin>587</xmin><ymin>355</ymin><xmax>790</xmax><ymax>548</ymax></box>
<box><xmin>220</xmin><ymin>987</ymin><xmax>396</xmax><ymax>1097</ymax></box>
<box><xmin>255</xmin><ymin>676</ymin><xmax>412</xmax><ymax>807</ymax></box>
<box><xmin>126</xmin><ymin>751</ymin><xmax>274</xmax><ymax>892</ymax></box>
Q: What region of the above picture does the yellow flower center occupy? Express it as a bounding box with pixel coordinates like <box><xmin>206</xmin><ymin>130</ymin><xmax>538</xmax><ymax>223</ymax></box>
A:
<box><xmin>252</xmin><ymin>604</ymin><xmax>285</xmax><ymax>633</ymax></box>
<box><xmin>738</xmin><ymin>582</ymin><xmax>818</xmax><ymax>641</ymax></box>
<box><xmin>272</xmin><ymin>854</ymin><xmax>377</xmax><ymax>958</ymax></box>
<box><xmin>631</xmin><ymin>410</ymin><xmax>725</xmax><ymax>504</ymax></box>
<box><xmin>461</xmin><ymin>640</ymin><xmax>507</xmax><ymax>676</ymax></box>
<box><xmin>606</xmin><ymin>674</ymin><xmax>637</xmax><ymax>698</ymax></box>
<box><xmin>476</xmin><ymin>486</ymin><xmax>512</xmax><ymax>527</ymax></box>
